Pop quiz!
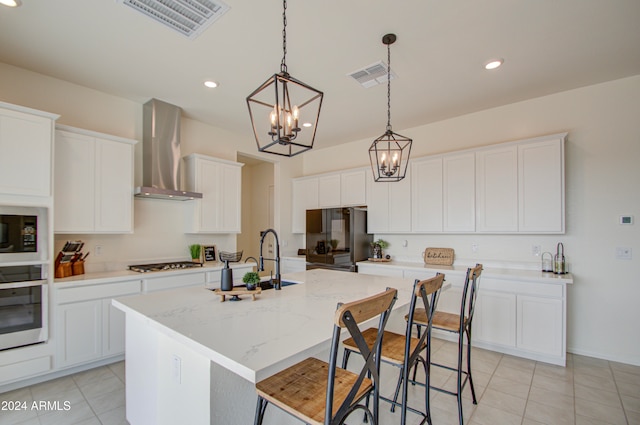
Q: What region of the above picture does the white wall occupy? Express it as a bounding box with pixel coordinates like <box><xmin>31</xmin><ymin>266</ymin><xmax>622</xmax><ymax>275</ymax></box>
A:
<box><xmin>302</xmin><ymin>75</ymin><xmax>640</xmax><ymax>365</ymax></box>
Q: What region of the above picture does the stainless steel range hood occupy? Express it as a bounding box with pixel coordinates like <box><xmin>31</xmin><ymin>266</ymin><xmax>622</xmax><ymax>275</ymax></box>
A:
<box><xmin>134</xmin><ymin>98</ymin><xmax>202</xmax><ymax>201</ymax></box>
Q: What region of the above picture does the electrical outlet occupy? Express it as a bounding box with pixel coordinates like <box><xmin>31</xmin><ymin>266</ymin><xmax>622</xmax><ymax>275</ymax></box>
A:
<box><xmin>95</xmin><ymin>245</ymin><xmax>103</xmax><ymax>256</ymax></box>
<box><xmin>532</xmin><ymin>245</ymin><xmax>541</xmax><ymax>256</ymax></box>
<box><xmin>471</xmin><ymin>243</ymin><xmax>478</xmax><ymax>253</ymax></box>
<box><xmin>172</xmin><ymin>354</ymin><xmax>182</xmax><ymax>383</ymax></box>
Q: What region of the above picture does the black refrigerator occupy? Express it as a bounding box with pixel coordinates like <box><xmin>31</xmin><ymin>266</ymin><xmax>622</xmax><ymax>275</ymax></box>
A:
<box><xmin>305</xmin><ymin>208</ymin><xmax>372</xmax><ymax>272</ymax></box>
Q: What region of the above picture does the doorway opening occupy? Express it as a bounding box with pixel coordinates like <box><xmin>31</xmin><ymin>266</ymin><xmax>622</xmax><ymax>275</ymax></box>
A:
<box><xmin>236</xmin><ymin>153</ymin><xmax>276</xmax><ymax>277</ymax></box>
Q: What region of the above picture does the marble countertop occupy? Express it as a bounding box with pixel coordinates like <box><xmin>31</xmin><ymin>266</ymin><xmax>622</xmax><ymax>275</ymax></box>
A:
<box><xmin>112</xmin><ymin>269</ymin><xmax>416</xmax><ymax>383</ymax></box>
<box><xmin>356</xmin><ymin>260</ymin><xmax>574</xmax><ymax>284</ymax></box>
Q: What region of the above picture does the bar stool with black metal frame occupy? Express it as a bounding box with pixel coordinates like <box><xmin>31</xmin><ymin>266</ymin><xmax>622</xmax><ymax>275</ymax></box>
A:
<box><xmin>408</xmin><ymin>264</ymin><xmax>483</xmax><ymax>425</ymax></box>
<box><xmin>341</xmin><ymin>274</ymin><xmax>445</xmax><ymax>425</ymax></box>
<box><xmin>253</xmin><ymin>287</ymin><xmax>398</xmax><ymax>425</ymax></box>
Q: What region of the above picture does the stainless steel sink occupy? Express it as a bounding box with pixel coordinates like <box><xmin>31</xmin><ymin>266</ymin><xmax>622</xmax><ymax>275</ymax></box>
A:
<box><xmin>259</xmin><ymin>280</ymin><xmax>298</xmax><ymax>290</ymax></box>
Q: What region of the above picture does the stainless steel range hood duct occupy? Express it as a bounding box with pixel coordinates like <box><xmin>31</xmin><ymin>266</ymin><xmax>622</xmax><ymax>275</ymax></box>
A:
<box><xmin>134</xmin><ymin>98</ymin><xmax>202</xmax><ymax>201</ymax></box>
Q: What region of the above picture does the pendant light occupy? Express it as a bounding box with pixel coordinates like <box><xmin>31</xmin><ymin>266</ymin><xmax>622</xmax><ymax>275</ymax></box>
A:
<box><xmin>246</xmin><ymin>0</ymin><xmax>323</xmax><ymax>157</ymax></box>
<box><xmin>369</xmin><ymin>33</ymin><xmax>412</xmax><ymax>182</ymax></box>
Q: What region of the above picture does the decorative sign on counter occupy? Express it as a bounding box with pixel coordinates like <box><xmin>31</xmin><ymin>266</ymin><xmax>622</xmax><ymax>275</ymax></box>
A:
<box><xmin>423</xmin><ymin>248</ymin><xmax>454</xmax><ymax>266</ymax></box>
<box><xmin>202</xmin><ymin>245</ymin><xmax>217</xmax><ymax>262</ymax></box>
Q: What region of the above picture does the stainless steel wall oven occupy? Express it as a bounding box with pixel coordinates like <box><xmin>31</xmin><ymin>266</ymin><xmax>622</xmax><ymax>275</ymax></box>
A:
<box><xmin>0</xmin><ymin>264</ymin><xmax>48</xmax><ymax>351</ymax></box>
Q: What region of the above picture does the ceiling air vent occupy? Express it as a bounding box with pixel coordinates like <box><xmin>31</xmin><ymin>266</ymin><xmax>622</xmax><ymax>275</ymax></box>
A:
<box><xmin>347</xmin><ymin>61</ymin><xmax>397</xmax><ymax>88</ymax></box>
<box><xmin>118</xmin><ymin>0</ymin><xmax>230</xmax><ymax>39</ymax></box>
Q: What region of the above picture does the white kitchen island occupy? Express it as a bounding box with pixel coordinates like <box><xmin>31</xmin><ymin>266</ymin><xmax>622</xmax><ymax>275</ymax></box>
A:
<box><xmin>112</xmin><ymin>269</ymin><xmax>417</xmax><ymax>425</ymax></box>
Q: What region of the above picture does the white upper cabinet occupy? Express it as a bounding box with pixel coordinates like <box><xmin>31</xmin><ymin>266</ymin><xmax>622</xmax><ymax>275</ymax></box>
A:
<box><xmin>443</xmin><ymin>152</ymin><xmax>476</xmax><ymax>232</ymax></box>
<box><xmin>291</xmin><ymin>177</ymin><xmax>319</xmax><ymax>234</ymax></box>
<box><xmin>54</xmin><ymin>126</ymin><xmax>137</xmax><ymax>233</ymax></box>
<box><xmin>366</xmin><ymin>167</ymin><xmax>411</xmax><ymax>233</ymax></box>
<box><xmin>476</xmin><ymin>145</ymin><xmax>518</xmax><ymax>232</ymax></box>
<box><xmin>518</xmin><ymin>136</ymin><xmax>565</xmax><ymax>233</ymax></box>
<box><xmin>291</xmin><ymin>167</ymin><xmax>366</xmax><ymax>234</ymax></box>
<box><xmin>407</xmin><ymin>133</ymin><xmax>565</xmax><ymax>234</ymax></box>
<box><xmin>411</xmin><ymin>157</ymin><xmax>443</xmax><ymax>232</ymax></box>
<box><xmin>340</xmin><ymin>169</ymin><xmax>367</xmax><ymax>206</ymax></box>
<box><xmin>0</xmin><ymin>103</ymin><xmax>58</xmax><ymax>199</ymax></box>
<box><xmin>318</xmin><ymin>174</ymin><xmax>341</xmax><ymax>208</ymax></box>
<box><xmin>184</xmin><ymin>154</ymin><xmax>243</xmax><ymax>234</ymax></box>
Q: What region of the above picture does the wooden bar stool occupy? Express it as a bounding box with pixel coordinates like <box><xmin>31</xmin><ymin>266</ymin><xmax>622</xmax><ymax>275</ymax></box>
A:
<box><xmin>409</xmin><ymin>264</ymin><xmax>483</xmax><ymax>425</ymax></box>
<box><xmin>342</xmin><ymin>274</ymin><xmax>445</xmax><ymax>425</ymax></box>
<box><xmin>254</xmin><ymin>287</ymin><xmax>398</xmax><ymax>425</ymax></box>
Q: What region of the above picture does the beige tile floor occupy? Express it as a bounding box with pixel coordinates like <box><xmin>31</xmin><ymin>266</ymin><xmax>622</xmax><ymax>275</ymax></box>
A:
<box><xmin>1</xmin><ymin>339</ymin><xmax>639</xmax><ymax>425</ymax></box>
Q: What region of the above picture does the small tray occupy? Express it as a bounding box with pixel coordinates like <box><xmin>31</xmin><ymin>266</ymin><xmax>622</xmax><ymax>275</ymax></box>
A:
<box><xmin>368</xmin><ymin>258</ymin><xmax>392</xmax><ymax>262</ymax></box>
<box><xmin>212</xmin><ymin>287</ymin><xmax>261</xmax><ymax>302</ymax></box>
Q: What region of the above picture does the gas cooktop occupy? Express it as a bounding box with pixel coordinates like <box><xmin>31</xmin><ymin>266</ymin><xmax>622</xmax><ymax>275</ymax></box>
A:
<box><xmin>128</xmin><ymin>261</ymin><xmax>203</xmax><ymax>273</ymax></box>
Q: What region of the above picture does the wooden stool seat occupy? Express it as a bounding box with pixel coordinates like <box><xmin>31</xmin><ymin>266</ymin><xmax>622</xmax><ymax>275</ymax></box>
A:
<box><xmin>343</xmin><ymin>328</ymin><xmax>425</xmax><ymax>365</ymax></box>
<box><xmin>256</xmin><ymin>357</ymin><xmax>372</xmax><ymax>425</ymax></box>
<box><xmin>408</xmin><ymin>309</ymin><xmax>467</xmax><ymax>332</ymax></box>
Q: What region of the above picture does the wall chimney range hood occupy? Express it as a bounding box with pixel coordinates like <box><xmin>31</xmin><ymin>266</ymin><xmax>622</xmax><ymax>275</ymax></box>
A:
<box><xmin>134</xmin><ymin>98</ymin><xmax>203</xmax><ymax>201</ymax></box>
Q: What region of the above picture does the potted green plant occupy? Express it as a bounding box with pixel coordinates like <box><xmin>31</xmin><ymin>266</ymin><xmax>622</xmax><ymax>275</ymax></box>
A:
<box><xmin>242</xmin><ymin>271</ymin><xmax>261</xmax><ymax>291</ymax></box>
<box><xmin>370</xmin><ymin>239</ymin><xmax>389</xmax><ymax>259</ymax></box>
<box><xmin>189</xmin><ymin>244</ymin><xmax>202</xmax><ymax>263</ymax></box>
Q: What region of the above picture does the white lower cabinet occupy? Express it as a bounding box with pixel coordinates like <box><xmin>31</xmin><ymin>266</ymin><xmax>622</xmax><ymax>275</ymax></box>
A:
<box><xmin>57</xmin><ymin>300</ymin><xmax>102</xmax><ymax>367</ymax></box>
<box><xmin>281</xmin><ymin>257</ymin><xmax>306</xmax><ymax>274</ymax></box>
<box><xmin>103</xmin><ymin>298</ymin><xmax>126</xmax><ymax>356</ymax></box>
<box><xmin>517</xmin><ymin>295</ymin><xmax>563</xmax><ymax>357</ymax></box>
<box><xmin>142</xmin><ymin>271</ymin><xmax>205</xmax><ymax>293</ymax></box>
<box><xmin>358</xmin><ymin>263</ymin><xmax>568</xmax><ymax>365</ymax></box>
<box><xmin>474</xmin><ymin>291</ymin><xmax>517</xmax><ymax>348</ymax></box>
<box><xmin>205</xmin><ymin>265</ymin><xmax>254</xmax><ymax>289</ymax></box>
<box><xmin>55</xmin><ymin>279</ymin><xmax>141</xmax><ymax>368</ymax></box>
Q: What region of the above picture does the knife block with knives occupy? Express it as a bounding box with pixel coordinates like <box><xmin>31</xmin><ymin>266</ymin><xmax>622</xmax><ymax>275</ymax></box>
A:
<box><xmin>55</xmin><ymin>240</ymin><xmax>88</xmax><ymax>278</ymax></box>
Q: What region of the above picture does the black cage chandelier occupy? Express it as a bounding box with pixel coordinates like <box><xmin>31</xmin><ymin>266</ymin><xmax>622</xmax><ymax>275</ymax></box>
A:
<box><xmin>369</xmin><ymin>34</ymin><xmax>412</xmax><ymax>182</ymax></box>
<box><xmin>246</xmin><ymin>0</ymin><xmax>323</xmax><ymax>157</ymax></box>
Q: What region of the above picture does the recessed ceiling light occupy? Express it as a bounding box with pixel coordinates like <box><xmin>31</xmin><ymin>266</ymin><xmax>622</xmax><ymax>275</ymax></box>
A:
<box><xmin>0</xmin><ymin>0</ymin><xmax>21</xmax><ymax>7</ymax></box>
<box><xmin>302</xmin><ymin>122</ymin><xmax>312</xmax><ymax>128</ymax></box>
<box><xmin>204</xmin><ymin>80</ymin><xmax>218</xmax><ymax>88</ymax></box>
<box><xmin>484</xmin><ymin>59</ymin><xmax>504</xmax><ymax>70</ymax></box>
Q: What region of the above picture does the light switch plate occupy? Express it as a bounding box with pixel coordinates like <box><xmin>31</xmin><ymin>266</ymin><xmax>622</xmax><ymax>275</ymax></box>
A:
<box><xmin>616</xmin><ymin>247</ymin><xmax>632</xmax><ymax>260</ymax></box>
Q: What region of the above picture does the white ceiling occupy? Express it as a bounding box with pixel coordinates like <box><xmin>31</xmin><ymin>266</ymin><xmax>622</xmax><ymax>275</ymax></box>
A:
<box><xmin>1</xmin><ymin>0</ymin><xmax>639</xmax><ymax>150</ymax></box>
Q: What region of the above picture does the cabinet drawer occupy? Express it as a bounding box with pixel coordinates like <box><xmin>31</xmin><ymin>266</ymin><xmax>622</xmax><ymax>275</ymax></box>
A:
<box><xmin>57</xmin><ymin>280</ymin><xmax>141</xmax><ymax>304</ymax></box>
<box><xmin>0</xmin><ymin>355</ymin><xmax>51</xmax><ymax>384</ymax></box>
<box><xmin>481</xmin><ymin>278</ymin><xmax>563</xmax><ymax>298</ymax></box>
<box><xmin>143</xmin><ymin>272</ymin><xmax>205</xmax><ymax>292</ymax></box>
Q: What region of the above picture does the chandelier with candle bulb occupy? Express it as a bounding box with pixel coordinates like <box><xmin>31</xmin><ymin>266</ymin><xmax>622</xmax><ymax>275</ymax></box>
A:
<box><xmin>246</xmin><ymin>0</ymin><xmax>323</xmax><ymax>157</ymax></box>
<box><xmin>369</xmin><ymin>33</ymin><xmax>412</xmax><ymax>182</ymax></box>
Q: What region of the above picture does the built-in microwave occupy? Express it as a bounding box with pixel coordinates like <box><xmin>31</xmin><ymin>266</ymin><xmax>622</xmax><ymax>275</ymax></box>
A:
<box><xmin>0</xmin><ymin>206</ymin><xmax>42</xmax><ymax>262</ymax></box>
